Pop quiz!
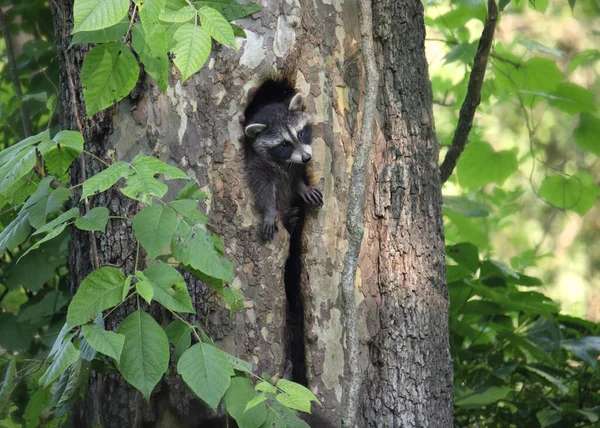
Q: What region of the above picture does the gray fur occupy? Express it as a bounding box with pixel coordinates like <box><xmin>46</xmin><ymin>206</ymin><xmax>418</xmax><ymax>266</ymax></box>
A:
<box><xmin>244</xmin><ymin>86</ymin><xmax>323</xmax><ymax>241</ymax></box>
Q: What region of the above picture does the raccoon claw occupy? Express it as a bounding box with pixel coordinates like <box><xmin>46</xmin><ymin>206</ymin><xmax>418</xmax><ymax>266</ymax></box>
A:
<box><xmin>262</xmin><ymin>220</ymin><xmax>278</xmax><ymax>241</ymax></box>
<box><xmin>302</xmin><ymin>187</ymin><xmax>323</xmax><ymax>208</ymax></box>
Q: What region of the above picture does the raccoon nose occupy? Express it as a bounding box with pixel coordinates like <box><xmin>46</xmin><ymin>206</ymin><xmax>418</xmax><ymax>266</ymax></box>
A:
<box><xmin>302</xmin><ymin>153</ymin><xmax>312</xmax><ymax>163</ymax></box>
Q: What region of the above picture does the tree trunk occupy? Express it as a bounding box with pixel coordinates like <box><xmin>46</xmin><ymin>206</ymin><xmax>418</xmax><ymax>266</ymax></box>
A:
<box><xmin>51</xmin><ymin>0</ymin><xmax>452</xmax><ymax>426</ymax></box>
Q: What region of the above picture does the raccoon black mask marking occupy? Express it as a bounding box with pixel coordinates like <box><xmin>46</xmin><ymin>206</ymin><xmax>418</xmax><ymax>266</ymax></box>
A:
<box><xmin>243</xmin><ymin>79</ymin><xmax>323</xmax><ymax>241</ymax></box>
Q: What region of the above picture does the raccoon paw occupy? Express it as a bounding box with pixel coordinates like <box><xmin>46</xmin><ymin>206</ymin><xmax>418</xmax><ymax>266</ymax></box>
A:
<box><xmin>301</xmin><ymin>187</ymin><xmax>324</xmax><ymax>208</ymax></box>
<box><xmin>262</xmin><ymin>220</ymin><xmax>278</xmax><ymax>241</ymax></box>
<box><xmin>284</xmin><ymin>207</ymin><xmax>300</xmax><ymax>232</ymax></box>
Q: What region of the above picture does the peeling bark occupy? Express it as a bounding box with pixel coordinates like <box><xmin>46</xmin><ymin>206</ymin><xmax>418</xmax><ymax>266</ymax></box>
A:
<box><xmin>52</xmin><ymin>0</ymin><xmax>452</xmax><ymax>426</ymax></box>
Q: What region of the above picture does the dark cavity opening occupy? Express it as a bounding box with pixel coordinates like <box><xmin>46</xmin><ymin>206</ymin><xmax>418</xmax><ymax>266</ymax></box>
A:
<box><xmin>284</xmin><ymin>205</ymin><xmax>308</xmax><ymax>386</ymax></box>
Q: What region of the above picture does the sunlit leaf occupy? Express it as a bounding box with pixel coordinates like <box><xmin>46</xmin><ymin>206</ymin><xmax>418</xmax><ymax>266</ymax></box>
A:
<box><xmin>178</xmin><ymin>342</ymin><xmax>234</xmax><ymax>409</ymax></box>
<box><xmin>81</xmin><ymin>43</ymin><xmax>140</xmax><ymax>116</ymax></box>
<box><xmin>72</xmin><ymin>0</ymin><xmax>130</xmax><ymax>33</ymax></box>
<box><xmin>172</xmin><ymin>24</ymin><xmax>211</xmax><ymax>82</ymax></box>
<box><xmin>74</xmin><ymin>207</ymin><xmax>110</xmax><ymax>232</ymax></box>
<box><xmin>67</xmin><ymin>266</ymin><xmax>126</xmax><ymax>328</ymax></box>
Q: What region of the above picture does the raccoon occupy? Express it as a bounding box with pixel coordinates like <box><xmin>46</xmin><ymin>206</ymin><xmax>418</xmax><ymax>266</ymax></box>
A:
<box><xmin>243</xmin><ymin>79</ymin><xmax>323</xmax><ymax>241</ymax></box>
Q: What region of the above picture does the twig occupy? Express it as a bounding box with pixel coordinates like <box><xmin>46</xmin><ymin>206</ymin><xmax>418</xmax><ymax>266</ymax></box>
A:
<box><xmin>0</xmin><ymin>7</ymin><xmax>33</xmax><ymax>137</ymax></box>
<box><xmin>339</xmin><ymin>0</ymin><xmax>379</xmax><ymax>426</ymax></box>
<box><xmin>439</xmin><ymin>0</ymin><xmax>499</xmax><ymax>184</ymax></box>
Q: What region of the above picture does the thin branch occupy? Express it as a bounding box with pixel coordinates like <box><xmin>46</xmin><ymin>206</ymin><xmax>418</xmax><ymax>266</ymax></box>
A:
<box><xmin>340</xmin><ymin>0</ymin><xmax>379</xmax><ymax>426</ymax></box>
<box><xmin>0</xmin><ymin>7</ymin><xmax>33</xmax><ymax>137</ymax></box>
<box><xmin>439</xmin><ymin>0</ymin><xmax>499</xmax><ymax>184</ymax></box>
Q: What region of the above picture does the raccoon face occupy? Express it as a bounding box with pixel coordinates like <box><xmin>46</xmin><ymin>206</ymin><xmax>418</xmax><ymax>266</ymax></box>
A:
<box><xmin>245</xmin><ymin>93</ymin><xmax>313</xmax><ymax>165</ymax></box>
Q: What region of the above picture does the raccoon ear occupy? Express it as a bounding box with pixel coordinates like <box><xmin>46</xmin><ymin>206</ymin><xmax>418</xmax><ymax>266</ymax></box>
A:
<box><xmin>288</xmin><ymin>93</ymin><xmax>303</xmax><ymax>112</ymax></box>
<box><xmin>245</xmin><ymin>123</ymin><xmax>267</xmax><ymax>138</ymax></box>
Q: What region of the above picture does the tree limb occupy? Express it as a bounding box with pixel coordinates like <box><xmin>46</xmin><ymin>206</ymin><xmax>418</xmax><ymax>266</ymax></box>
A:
<box><xmin>0</xmin><ymin>7</ymin><xmax>33</xmax><ymax>137</ymax></box>
<box><xmin>340</xmin><ymin>0</ymin><xmax>380</xmax><ymax>426</ymax></box>
<box><xmin>439</xmin><ymin>0</ymin><xmax>499</xmax><ymax>184</ymax></box>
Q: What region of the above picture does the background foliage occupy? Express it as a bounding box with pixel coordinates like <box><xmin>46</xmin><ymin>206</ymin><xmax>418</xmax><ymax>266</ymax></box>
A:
<box><xmin>0</xmin><ymin>0</ymin><xmax>598</xmax><ymax>426</ymax></box>
<box><xmin>428</xmin><ymin>0</ymin><xmax>600</xmax><ymax>425</ymax></box>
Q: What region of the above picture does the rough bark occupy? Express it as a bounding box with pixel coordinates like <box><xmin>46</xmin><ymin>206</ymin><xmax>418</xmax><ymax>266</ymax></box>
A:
<box><xmin>51</xmin><ymin>0</ymin><xmax>452</xmax><ymax>426</ymax></box>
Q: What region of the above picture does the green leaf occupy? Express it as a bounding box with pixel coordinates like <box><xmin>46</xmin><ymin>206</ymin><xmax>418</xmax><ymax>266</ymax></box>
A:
<box><xmin>523</xmin><ymin>366</ymin><xmax>568</xmax><ymax>394</ymax></box>
<box><xmin>168</xmin><ymin>199</ymin><xmax>208</xmax><ymax>224</ymax></box>
<box><xmin>131</xmin><ymin>23</ymin><xmax>169</xmax><ymax>93</ymax></box>
<box><xmin>499</xmin><ymin>330</ymin><xmax>554</xmax><ymax>364</ymax></box>
<box><xmin>81</xmin><ymin>161</ymin><xmax>131</xmax><ymax>199</ymax></box>
<box><xmin>18</xmin><ymin>291</ymin><xmax>68</xmax><ymax>324</ymax></box>
<box><xmin>71</xmin><ymin>17</ymin><xmax>129</xmax><ymax>45</ymax></box>
<box><xmin>165</xmin><ymin>320</ymin><xmax>192</xmax><ymax>362</ymax></box>
<box><xmin>135</xmin><ymin>271</ymin><xmax>155</xmax><ymax>304</ymax></box>
<box><xmin>275</xmin><ymin>379</ymin><xmax>319</xmax><ymax>413</ymax></box>
<box><xmin>498</xmin><ymin>0</ymin><xmax>511</xmax><ymax>11</ymax></box>
<box><xmin>72</xmin><ymin>0</ymin><xmax>131</xmax><ymax>33</ymax></box>
<box><xmin>549</xmin><ymin>83</ymin><xmax>597</xmax><ymax>115</ymax></box>
<box><xmin>224</xmin><ymin>376</ymin><xmax>267</xmax><ymax>428</ymax></box>
<box><xmin>256</xmin><ymin>381</ymin><xmax>277</xmax><ymax>394</ymax></box>
<box><xmin>194</xmin><ymin>0</ymin><xmax>260</xmax><ymax>20</ymax></box>
<box><xmin>444</xmin><ymin>42</ymin><xmax>477</xmax><ymax>64</ymax></box>
<box><xmin>23</xmin><ymin>387</ymin><xmax>51</xmax><ymax>426</ymax></box>
<box><xmin>528</xmin><ymin>0</ymin><xmax>548</xmax><ymax>12</ymax></box>
<box><xmin>32</xmin><ymin>207</ymin><xmax>79</xmax><ymax>236</ymax></box>
<box><xmin>121</xmin><ymin>155</ymin><xmax>189</xmax><ymax>203</ymax></box>
<box><xmin>245</xmin><ymin>393</ymin><xmax>267</xmax><ymax>412</ymax></box>
<box><xmin>172</xmin><ymin>220</ymin><xmax>233</xmax><ymax>282</ymax></box>
<box><xmin>67</xmin><ymin>266</ymin><xmax>126</xmax><ymax>328</ymax></box>
<box><xmin>568</xmin><ymin>50</ymin><xmax>600</xmax><ymax>73</ymax></box>
<box><xmin>143</xmin><ymin>263</ymin><xmax>195</xmax><ymax>313</ymax></box>
<box><xmin>132</xmin><ymin>205</ymin><xmax>178</xmax><ymax>259</ymax></box>
<box><xmin>225</xmin><ymin>354</ymin><xmax>253</xmax><ymax>374</ymax></box>
<box><xmin>39</xmin><ymin>337</ymin><xmax>80</xmax><ymax>387</ymax></box>
<box><xmin>53</xmin><ymin>358</ymin><xmax>92</xmax><ymax>417</ymax></box>
<box><xmin>561</xmin><ymin>336</ymin><xmax>600</xmax><ymax>368</ymax></box>
<box><xmin>573</xmin><ymin>114</ymin><xmax>600</xmax><ymax>156</ymax></box>
<box><xmin>446</xmin><ymin>243</ymin><xmax>479</xmax><ymax>273</ymax></box>
<box><xmin>0</xmin><ymin>146</ymin><xmax>36</xmax><ymax>200</ymax></box>
<box><xmin>568</xmin><ymin>0</ymin><xmax>576</xmax><ymax>12</ymax></box>
<box><xmin>223</xmin><ymin>287</ymin><xmax>244</xmax><ymax>311</ymax></box>
<box><xmin>74</xmin><ymin>207</ymin><xmax>110</xmax><ymax>232</ymax></box>
<box><xmin>454</xmin><ymin>385</ymin><xmax>511</xmax><ymax>407</ymax></box>
<box><xmin>0</xmin><ymin>130</ymin><xmax>49</xmax><ymax>166</ymax></box>
<box><xmin>262</xmin><ymin>401</ymin><xmax>310</xmax><ymax>428</ymax></box>
<box><xmin>0</xmin><ymin>357</ymin><xmax>16</xmax><ymax>411</ymax></box>
<box><xmin>140</xmin><ymin>0</ymin><xmax>166</xmax><ymax>32</ymax></box>
<box><xmin>82</xmin><ymin>323</ymin><xmax>125</xmax><ymax>362</ymax></box>
<box><xmin>22</xmin><ymin>180</ymin><xmax>70</xmax><ymax>229</ymax></box>
<box><xmin>81</xmin><ymin>43</ymin><xmax>140</xmax><ymax>116</ymax></box>
<box><xmin>123</xmin><ymin>274</ymin><xmax>133</xmax><ymax>301</ymax></box>
<box><xmin>538</xmin><ymin>172</ymin><xmax>600</xmax><ymax>215</ymax></box>
<box><xmin>38</xmin><ymin>131</ymin><xmax>84</xmax><ymax>176</ymax></box>
<box><xmin>443</xmin><ymin>196</ymin><xmax>489</xmax><ymax>218</ymax></box>
<box><xmin>456</xmin><ymin>142</ymin><xmax>518</xmax><ymax>190</ymax></box>
<box><xmin>178</xmin><ymin>342</ymin><xmax>234</xmax><ymax>409</ymax></box>
<box><xmin>160</xmin><ymin>3</ymin><xmax>196</xmax><ymax>22</ymax></box>
<box><xmin>198</xmin><ymin>7</ymin><xmax>235</xmax><ymax>47</ymax></box>
<box><xmin>19</xmin><ymin>222</ymin><xmax>69</xmax><ymax>261</ymax></box>
<box><xmin>0</xmin><ymin>211</ymin><xmax>31</xmax><ymax>253</ymax></box>
<box><xmin>176</xmin><ymin>181</ymin><xmax>207</xmax><ymax>200</ymax></box>
<box><xmin>117</xmin><ymin>311</ymin><xmax>169</xmax><ymax>401</ymax></box>
<box><xmin>537</xmin><ymin>408</ymin><xmax>562</xmax><ymax>427</ymax></box>
<box><xmin>172</xmin><ymin>24</ymin><xmax>212</xmax><ymax>82</ymax></box>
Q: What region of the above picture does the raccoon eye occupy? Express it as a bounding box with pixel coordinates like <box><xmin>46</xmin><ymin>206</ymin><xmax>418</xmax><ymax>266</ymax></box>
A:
<box><xmin>298</xmin><ymin>131</ymin><xmax>304</xmax><ymax>138</ymax></box>
<box><xmin>280</xmin><ymin>141</ymin><xmax>291</xmax><ymax>148</ymax></box>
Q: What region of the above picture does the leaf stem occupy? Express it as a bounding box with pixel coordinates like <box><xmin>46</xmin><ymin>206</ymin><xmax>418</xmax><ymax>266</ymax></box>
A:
<box><xmin>82</xmin><ymin>149</ymin><xmax>110</xmax><ymax>167</ymax></box>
